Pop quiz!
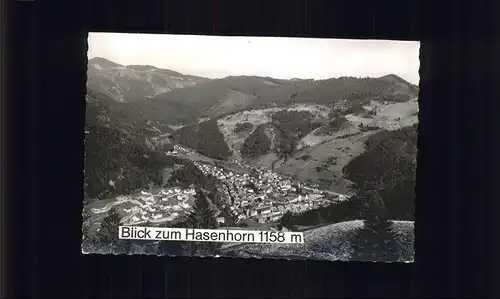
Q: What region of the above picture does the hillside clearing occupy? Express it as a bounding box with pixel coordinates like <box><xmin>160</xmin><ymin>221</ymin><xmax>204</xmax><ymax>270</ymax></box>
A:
<box><xmin>217</xmin><ymin>104</ymin><xmax>332</xmax><ymax>159</ymax></box>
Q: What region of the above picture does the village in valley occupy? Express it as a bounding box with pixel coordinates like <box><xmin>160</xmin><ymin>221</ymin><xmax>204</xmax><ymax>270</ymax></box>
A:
<box><xmin>87</xmin><ymin>143</ymin><xmax>349</xmax><ymax>229</ymax></box>
<box><xmin>192</xmin><ymin>159</ymin><xmax>347</xmax><ymax>224</ymax></box>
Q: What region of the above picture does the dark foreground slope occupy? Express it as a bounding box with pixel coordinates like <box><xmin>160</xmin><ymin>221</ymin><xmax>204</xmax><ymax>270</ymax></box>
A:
<box><xmin>219</xmin><ymin>220</ymin><xmax>414</xmax><ymax>262</ymax></box>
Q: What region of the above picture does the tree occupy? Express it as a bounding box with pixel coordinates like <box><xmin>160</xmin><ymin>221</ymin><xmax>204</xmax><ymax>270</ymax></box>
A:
<box><xmin>244</xmin><ymin>181</ymin><xmax>259</xmax><ymax>193</ymax></box>
<box><xmin>186</xmin><ymin>188</ymin><xmax>219</xmax><ymax>229</ymax></box>
<box><xmin>357</xmin><ymin>190</ymin><xmax>391</xmax><ymax>232</ymax></box>
<box><xmin>280</xmin><ymin>211</ymin><xmax>294</xmax><ymax>229</ymax></box>
<box><xmin>96</xmin><ymin>208</ymin><xmax>132</xmax><ymax>253</ymax></box>
<box><xmin>183</xmin><ymin>188</ymin><xmax>221</xmax><ymax>255</ymax></box>
<box><xmin>234</xmin><ymin>122</ymin><xmax>253</xmax><ymax>133</ymax></box>
<box><xmin>221</xmin><ymin>205</ymin><xmax>236</xmax><ymax>226</ymax></box>
<box><xmin>97</xmin><ymin>208</ymin><xmax>121</xmax><ymax>243</ymax></box>
<box><xmin>81</xmin><ymin>209</ymin><xmax>92</xmax><ymax>240</ymax></box>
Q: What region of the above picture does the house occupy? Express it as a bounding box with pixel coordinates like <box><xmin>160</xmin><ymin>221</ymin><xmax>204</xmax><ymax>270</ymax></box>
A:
<box><xmin>144</xmin><ymin>195</ymin><xmax>155</xmax><ymax>202</ymax></box>
<box><xmin>261</xmin><ymin>209</ymin><xmax>271</xmax><ymax>216</ymax></box>
<box><xmin>309</xmin><ymin>194</ymin><xmax>323</xmax><ymax>201</ymax></box>
<box><xmin>271</xmin><ymin>215</ymin><xmax>281</xmax><ymax>221</ymax></box>
<box><xmin>281</xmin><ymin>185</ymin><xmax>291</xmax><ymax>191</ymax></box>
<box><xmin>271</xmin><ymin>211</ymin><xmax>282</xmax><ymax>217</ymax></box>
<box><xmin>152</xmin><ymin>214</ymin><xmax>163</xmax><ymax>220</ymax></box>
<box><xmin>116</xmin><ymin>195</ymin><xmax>128</xmax><ymax>201</ymax></box>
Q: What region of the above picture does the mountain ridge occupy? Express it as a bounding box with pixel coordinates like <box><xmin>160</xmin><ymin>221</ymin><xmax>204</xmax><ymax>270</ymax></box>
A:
<box><xmin>85</xmin><ymin>56</ymin><xmax>419</xmax><ymax>197</ymax></box>
<box><xmin>88</xmin><ymin>57</ymin><xmax>419</xmax><ymax>107</ymax></box>
<box><xmin>87</xmin><ymin>57</ymin><xmax>212</xmax><ymax>103</ymax></box>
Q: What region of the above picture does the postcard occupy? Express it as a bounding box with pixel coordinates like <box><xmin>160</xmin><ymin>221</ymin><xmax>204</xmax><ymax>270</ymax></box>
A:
<box><xmin>82</xmin><ymin>32</ymin><xmax>418</xmax><ymax>262</ymax></box>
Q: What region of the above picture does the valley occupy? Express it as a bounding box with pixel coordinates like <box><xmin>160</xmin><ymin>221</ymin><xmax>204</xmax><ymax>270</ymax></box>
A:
<box><xmin>83</xmin><ymin>56</ymin><xmax>418</xmax><ymax>260</ymax></box>
<box><xmin>84</xmin><ymin>142</ymin><xmax>350</xmax><ymax>237</ymax></box>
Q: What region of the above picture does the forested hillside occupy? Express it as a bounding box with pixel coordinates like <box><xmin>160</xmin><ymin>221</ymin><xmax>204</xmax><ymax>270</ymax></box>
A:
<box><xmin>85</xmin><ymin>88</ymin><xmax>175</xmax><ymax>199</ymax></box>
<box><xmin>343</xmin><ymin>124</ymin><xmax>418</xmax><ymax>220</ymax></box>
<box><xmin>171</xmin><ymin>119</ymin><xmax>233</xmax><ymax>160</ymax></box>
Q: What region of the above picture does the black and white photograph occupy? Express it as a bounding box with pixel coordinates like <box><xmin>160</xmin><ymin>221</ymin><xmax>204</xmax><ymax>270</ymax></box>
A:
<box><xmin>82</xmin><ymin>32</ymin><xmax>419</xmax><ymax>262</ymax></box>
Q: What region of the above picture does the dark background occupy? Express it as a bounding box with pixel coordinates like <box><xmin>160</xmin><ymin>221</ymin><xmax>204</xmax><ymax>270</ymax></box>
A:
<box><xmin>3</xmin><ymin>0</ymin><xmax>499</xmax><ymax>297</ymax></box>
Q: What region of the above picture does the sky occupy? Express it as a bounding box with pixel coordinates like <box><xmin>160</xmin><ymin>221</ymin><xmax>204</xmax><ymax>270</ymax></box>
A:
<box><xmin>88</xmin><ymin>32</ymin><xmax>420</xmax><ymax>84</ymax></box>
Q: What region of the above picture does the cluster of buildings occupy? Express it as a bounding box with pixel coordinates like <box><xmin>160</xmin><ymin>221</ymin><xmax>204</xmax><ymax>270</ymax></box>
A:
<box><xmin>117</xmin><ymin>187</ymin><xmax>196</xmax><ymax>225</ymax></box>
<box><xmin>192</xmin><ymin>160</ymin><xmax>340</xmax><ymax>224</ymax></box>
<box><xmin>166</xmin><ymin>144</ymin><xmax>195</xmax><ymax>156</ymax></box>
<box><xmin>92</xmin><ymin>144</ymin><xmax>350</xmax><ymax>227</ymax></box>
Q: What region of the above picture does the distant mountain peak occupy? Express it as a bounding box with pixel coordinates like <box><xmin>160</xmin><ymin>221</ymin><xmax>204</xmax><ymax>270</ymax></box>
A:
<box><xmin>378</xmin><ymin>74</ymin><xmax>419</xmax><ymax>93</ymax></box>
<box><xmin>379</xmin><ymin>74</ymin><xmax>415</xmax><ymax>85</ymax></box>
<box><xmin>88</xmin><ymin>57</ymin><xmax>123</xmax><ymax>68</ymax></box>
<box><xmin>87</xmin><ymin>58</ymin><xmax>211</xmax><ymax>103</ymax></box>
